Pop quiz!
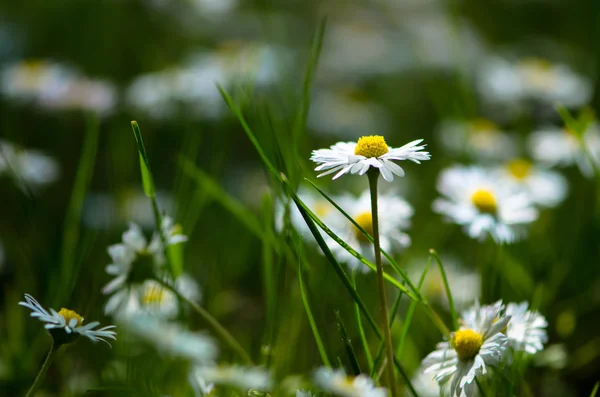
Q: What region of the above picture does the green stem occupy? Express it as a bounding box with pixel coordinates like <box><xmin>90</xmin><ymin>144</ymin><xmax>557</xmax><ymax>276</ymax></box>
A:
<box><xmin>156</xmin><ymin>278</ymin><xmax>254</xmax><ymax>365</ymax></box>
<box><xmin>367</xmin><ymin>170</ymin><xmax>397</xmax><ymax>397</ymax></box>
<box><xmin>26</xmin><ymin>342</ymin><xmax>58</xmax><ymax>397</ymax></box>
<box><xmin>352</xmin><ymin>270</ymin><xmax>374</xmax><ymax>372</ymax></box>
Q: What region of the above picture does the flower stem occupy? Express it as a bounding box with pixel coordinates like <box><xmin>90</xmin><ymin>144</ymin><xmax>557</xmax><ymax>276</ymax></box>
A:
<box><xmin>26</xmin><ymin>342</ymin><xmax>58</xmax><ymax>397</ymax></box>
<box><xmin>367</xmin><ymin>170</ymin><xmax>397</xmax><ymax>397</ymax></box>
<box><xmin>155</xmin><ymin>278</ymin><xmax>254</xmax><ymax>365</ymax></box>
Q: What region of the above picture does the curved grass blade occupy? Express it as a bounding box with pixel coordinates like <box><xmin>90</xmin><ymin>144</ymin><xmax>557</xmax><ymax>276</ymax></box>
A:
<box><xmin>429</xmin><ymin>249</ymin><xmax>459</xmax><ymax>330</ymax></box>
<box><xmin>352</xmin><ymin>270</ymin><xmax>374</xmax><ymax>372</ymax></box>
<box><xmin>335</xmin><ymin>310</ymin><xmax>361</xmax><ymax>375</ymax></box>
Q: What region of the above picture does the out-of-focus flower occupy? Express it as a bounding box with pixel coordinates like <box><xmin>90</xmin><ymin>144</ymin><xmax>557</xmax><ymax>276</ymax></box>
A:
<box><xmin>1</xmin><ymin>60</ymin><xmax>116</xmax><ymax>115</ymax></box>
<box><xmin>122</xmin><ymin>314</ymin><xmax>217</xmax><ymax>364</ymax></box>
<box><xmin>328</xmin><ymin>189</ymin><xmax>413</xmax><ymax>272</ymax></box>
<box><xmin>311</xmin><ymin>136</ymin><xmax>430</xmax><ymax>181</ymax></box>
<box><xmin>191</xmin><ymin>365</ymin><xmax>272</xmax><ymax>392</ymax></box>
<box><xmin>478</xmin><ymin>57</ymin><xmax>592</xmax><ymax>108</ymax></box>
<box><xmin>422</xmin><ymin>301</ymin><xmax>510</xmax><ymax>397</ymax></box>
<box><xmin>0</xmin><ymin>140</ymin><xmax>60</xmax><ymax>191</ymax></box>
<box><xmin>534</xmin><ymin>344</ymin><xmax>568</xmax><ymax>370</ymax></box>
<box><xmin>433</xmin><ymin>166</ymin><xmax>538</xmax><ymax>243</ymax></box>
<box><xmin>308</xmin><ymin>87</ymin><xmax>390</xmax><ymax>139</ymax></box>
<box><xmin>497</xmin><ymin>158</ymin><xmax>568</xmax><ymax>207</ymax></box>
<box><xmin>189</xmin><ymin>369</ymin><xmax>215</xmax><ymax>396</ymax></box>
<box><xmin>314</xmin><ymin>367</ymin><xmax>386</xmax><ymax>397</ymax></box>
<box><xmin>408</xmin><ymin>256</ymin><xmax>480</xmax><ymax>311</ymax></box>
<box><xmin>105</xmin><ymin>273</ymin><xmax>200</xmax><ymax>319</ymax></box>
<box><xmin>504</xmin><ymin>302</ymin><xmax>548</xmax><ymax>354</ymax></box>
<box><xmin>437</xmin><ymin>118</ymin><xmax>518</xmax><ymax>162</ymax></box>
<box><xmin>275</xmin><ymin>186</ymin><xmax>338</xmax><ymax>237</ymax></box>
<box><xmin>102</xmin><ymin>218</ymin><xmax>187</xmax><ymax>297</ymax></box>
<box><xmin>528</xmin><ymin>125</ymin><xmax>600</xmax><ymax>178</ymax></box>
<box><xmin>127</xmin><ymin>42</ymin><xmax>289</xmax><ymax>120</ymax></box>
<box><xmin>296</xmin><ymin>390</ymin><xmax>314</xmax><ymax>397</ymax></box>
<box><xmin>19</xmin><ymin>294</ymin><xmax>117</xmax><ymax>346</ymax></box>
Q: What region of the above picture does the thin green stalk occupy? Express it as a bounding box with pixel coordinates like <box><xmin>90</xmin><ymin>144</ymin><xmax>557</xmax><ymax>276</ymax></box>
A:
<box><xmin>155</xmin><ymin>278</ymin><xmax>253</xmax><ymax>365</ymax></box>
<box><xmin>475</xmin><ymin>378</ymin><xmax>488</xmax><ymax>397</ymax></box>
<box><xmin>352</xmin><ymin>270</ymin><xmax>373</xmax><ymax>372</ymax></box>
<box><xmin>26</xmin><ymin>342</ymin><xmax>58</xmax><ymax>397</ymax></box>
<box><xmin>367</xmin><ymin>170</ymin><xmax>397</xmax><ymax>397</ymax></box>
<box><xmin>429</xmin><ymin>249</ymin><xmax>459</xmax><ymax>331</ymax></box>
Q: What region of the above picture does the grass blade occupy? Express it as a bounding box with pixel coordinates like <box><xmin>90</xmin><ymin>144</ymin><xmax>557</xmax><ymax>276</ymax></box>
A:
<box><xmin>352</xmin><ymin>270</ymin><xmax>374</xmax><ymax>372</ymax></box>
<box><xmin>590</xmin><ymin>381</ymin><xmax>599</xmax><ymax>397</ymax></box>
<box><xmin>335</xmin><ymin>310</ymin><xmax>361</xmax><ymax>375</ymax></box>
<box><xmin>131</xmin><ymin>121</ymin><xmax>155</xmax><ymax>198</ymax></box>
<box><xmin>429</xmin><ymin>249</ymin><xmax>458</xmax><ymax>330</ymax></box>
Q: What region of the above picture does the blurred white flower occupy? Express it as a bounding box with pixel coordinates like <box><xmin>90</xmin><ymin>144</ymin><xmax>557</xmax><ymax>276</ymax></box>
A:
<box><xmin>1</xmin><ymin>59</ymin><xmax>116</xmax><ymax>115</ymax></box>
<box><xmin>314</xmin><ymin>367</ymin><xmax>386</xmax><ymax>397</ymax></box>
<box><xmin>296</xmin><ymin>390</ymin><xmax>314</xmax><ymax>397</ymax></box>
<box><xmin>422</xmin><ymin>301</ymin><xmax>510</xmax><ymax>397</ymax></box>
<box><xmin>478</xmin><ymin>57</ymin><xmax>592</xmax><ymax>107</ymax></box>
<box><xmin>122</xmin><ymin>314</ymin><xmax>218</xmax><ymax>364</ymax></box>
<box><xmin>189</xmin><ymin>369</ymin><xmax>215</xmax><ymax>396</ymax></box>
<box><xmin>308</xmin><ymin>87</ymin><xmax>390</xmax><ymax>139</ymax></box>
<box><xmin>275</xmin><ymin>186</ymin><xmax>338</xmax><ymax>237</ymax></box>
<box><xmin>497</xmin><ymin>158</ymin><xmax>568</xmax><ymax>207</ymax></box>
<box><xmin>528</xmin><ymin>125</ymin><xmax>600</xmax><ymax>178</ymax></box>
<box><xmin>328</xmin><ymin>189</ymin><xmax>413</xmax><ymax>272</ymax></box>
<box><xmin>191</xmin><ymin>365</ymin><xmax>272</xmax><ymax>392</ymax></box>
<box><xmin>504</xmin><ymin>302</ymin><xmax>548</xmax><ymax>354</ymax></box>
<box><xmin>0</xmin><ymin>140</ymin><xmax>60</xmax><ymax>191</ymax></box>
<box><xmin>311</xmin><ymin>136</ymin><xmax>431</xmax><ymax>181</ymax></box>
<box><xmin>19</xmin><ymin>294</ymin><xmax>117</xmax><ymax>346</ymax></box>
<box><xmin>437</xmin><ymin>118</ymin><xmax>518</xmax><ymax>162</ymax></box>
<box><xmin>433</xmin><ymin>166</ymin><xmax>538</xmax><ymax>243</ymax></box>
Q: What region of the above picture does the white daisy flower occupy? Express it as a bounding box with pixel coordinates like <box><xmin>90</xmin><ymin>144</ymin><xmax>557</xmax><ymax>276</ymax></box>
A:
<box><xmin>478</xmin><ymin>56</ymin><xmax>592</xmax><ymax>107</ymax></box>
<box><xmin>189</xmin><ymin>370</ymin><xmax>215</xmax><ymax>396</ymax></box>
<box><xmin>102</xmin><ymin>217</ymin><xmax>187</xmax><ymax>296</ymax></box>
<box><xmin>191</xmin><ymin>365</ymin><xmax>272</xmax><ymax>392</ymax></box>
<box><xmin>504</xmin><ymin>302</ymin><xmax>548</xmax><ymax>354</ymax></box>
<box><xmin>528</xmin><ymin>125</ymin><xmax>600</xmax><ymax>178</ymax></box>
<box><xmin>437</xmin><ymin>118</ymin><xmax>518</xmax><ymax>162</ymax></box>
<box><xmin>409</xmin><ymin>368</ymin><xmax>479</xmax><ymax>397</ymax></box>
<box><xmin>422</xmin><ymin>302</ymin><xmax>510</xmax><ymax>397</ymax></box>
<box><xmin>328</xmin><ymin>189</ymin><xmax>413</xmax><ymax>271</ymax></box>
<box><xmin>314</xmin><ymin>367</ymin><xmax>386</xmax><ymax>397</ymax></box>
<box><xmin>296</xmin><ymin>390</ymin><xmax>314</xmax><ymax>397</ymax></box>
<box><xmin>497</xmin><ymin>158</ymin><xmax>568</xmax><ymax>207</ymax></box>
<box><xmin>0</xmin><ymin>140</ymin><xmax>60</xmax><ymax>191</ymax></box>
<box><xmin>307</xmin><ymin>87</ymin><xmax>390</xmax><ymax>139</ymax></box>
<box><xmin>433</xmin><ymin>166</ymin><xmax>538</xmax><ymax>243</ymax></box>
<box><xmin>311</xmin><ymin>135</ymin><xmax>431</xmax><ymax>181</ymax></box>
<box><xmin>275</xmin><ymin>186</ymin><xmax>339</xmax><ymax>237</ymax></box>
<box><xmin>19</xmin><ymin>294</ymin><xmax>116</xmax><ymax>346</ymax></box>
<box><xmin>122</xmin><ymin>314</ymin><xmax>217</xmax><ymax>364</ymax></box>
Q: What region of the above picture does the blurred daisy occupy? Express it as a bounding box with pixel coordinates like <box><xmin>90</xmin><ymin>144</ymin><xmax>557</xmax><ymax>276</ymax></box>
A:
<box><xmin>433</xmin><ymin>166</ymin><xmax>538</xmax><ymax>243</ymax></box>
<box><xmin>192</xmin><ymin>365</ymin><xmax>272</xmax><ymax>392</ymax></box>
<box><xmin>105</xmin><ymin>274</ymin><xmax>200</xmax><ymax>319</ymax></box>
<box><xmin>122</xmin><ymin>314</ymin><xmax>217</xmax><ymax>364</ymax></box>
<box><xmin>311</xmin><ymin>135</ymin><xmax>430</xmax><ymax>181</ymax></box>
<box><xmin>504</xmin><ymin>302</ymin><xmax>548</xmax><ymax>354</ymax></box>
<box><xmin>308</xmin><ymin>87</ymin><xmax>390</xmax><ymax>139</ymax></box>
<box><xmin>314</xmin><ymin>367</ymin><xmax>386</xmax><ymax>397</ymax></box>
<box><xmin>422</xmin><ymin>302</ymin><xmax>510</xmax><ymax>397</ymax></box>
<box><xmin>409</xmin><ymin>256</ymin><xmax>480</xmax><ymax>311</ymax></box>
<box><xmin>478</xmin><ymin>57</ymin><xmax>592</xmax><ymax>107</ymax></box>
<box><xmin>103</xmin><ymin>218</ymin><xmax>187</xmax><ymax>296</ymax></box>
<box><xmin>437</xmin><ymin>119</ymin><xmax>518</xmax><ymax>162</ymax></box>
<box><xmin>296</xmin><ymin>390</ymin><xmax>314</xmax><ymax>397</ymax></box>
<box><xmin>0</xmin><ymin>140</ymin><xmax>60</xmax><ymax>191</ymax></box>
<box><xmin>275</xmin><ymin>186</ymin><xmax>338</xmax><ymax>237</ymax></box>
<box><xmin>328</xmin><ymin>189</ymin><xmax>413</xmax><ymax>271</ymax></box>
<box><xmin>19</xmin><ymin>294</ymin><xmax>116</xmax><ymax>346</ymax></box>
<box><xmin>189</xmin><ymin>370</ymin><xmax>215</xmax><ymax>396</ymax></box>
<box><xmin>498</xmin><ymin>158</ymin><xmax>568</xmax><ymax>207</ymax></box>
<box><xmin>528</xmin><ymin>125</ymin><xmax>600</xmax><ymax>178</ymax></box>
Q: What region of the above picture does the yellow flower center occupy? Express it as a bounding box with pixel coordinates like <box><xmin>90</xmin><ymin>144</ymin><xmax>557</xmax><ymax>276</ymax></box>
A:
<box><xmin>452</xmin><ymin>329</ymin><xmax>484</xmax><ymax>361</ymax></box>
<box><xmin>57</xmin><ymin>308</ymin><xmax>83</xmax><ymax>327</ymax></box>
<box><xmin>354</xmin><ymin>135</ymin><xmax>389</xmax><ymax>158</ymax></box>
<box><xmin>507</xmin><ymin>159</ymin><xmax>532</xmax><ymax>180</ymax></box>
<box><xmin>353</xmin><ymin>212</ymin><xmax>373</xmax><ymax>242</ymax></box>
<box><xmin>314</xmin><ymin>201</ymin><xmax>331</xmax><ymax>218</ymax></box>
<box><xmin>471</xmin><ymin>189</ymin><xmax>497</xmax><ymax>214</ymax></box>
<box><xmin>520</xmin><ymin>58</ymin><xmax>555</xmax><ymax>89</ymax></box>
<box><xmin>142</xmin><ymin>285</ymin><xmax>166</xmax><ymax>305</ymax></box>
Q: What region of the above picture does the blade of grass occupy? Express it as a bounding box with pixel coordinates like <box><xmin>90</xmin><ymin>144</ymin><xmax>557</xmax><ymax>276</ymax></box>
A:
<box><xmin>352</xmin><ymin>270</ymin><xmax>374</xmax><ymax>372</ymax></box>
<box><xmin>297</xmin><ymin>250</ymin><xmax>331</xmax><ymax>368</ymax></box>
<box><xmin>429</xmin><ymin>249</ymin><xmax>458</xmax><ymax>330</ymax></box>
<box><xmin>55</xmin><ymin>115</ymin><xmax>99</xmax><ymax>305</ymax></box>
<box><xmin>370</xmin><ymin>289</ymin><xmax>404</xmax><ymax>378</ymax></box>
<box><xmin>590</xmin><ymin>381</ymin><xmax>599</xmax><ymax>397</ymax></box>
<box><xmin>335</xmin><ymin>310</ymin><xmax>361</xmax><ymax>375</ymax></box>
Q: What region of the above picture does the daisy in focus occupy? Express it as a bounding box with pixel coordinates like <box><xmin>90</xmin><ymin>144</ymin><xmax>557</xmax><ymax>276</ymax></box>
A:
<box><xmin>102</xmin><ymin>217</ymin><xmax>187</xmax><ymax>298</ymax></box>
<box><xmin>528</xmin><ymin>125</ymin><xmax>600</xmax><ymax>178</ymax></box>
<box><xmin>497</xmin><ymin>158</ymin><xmax>568</xmax><ymax>207</ymax></box>
<box><xmin>422</xmin><ymin>301</ymin><xmax>510</xmax><ymax>397</ymax></box>
<box><xmin>314</xmin><ymin>367</ymin><xmax>387</xmax><ymax>397</ymax></box>
<box><xmin>19</xmin><ymin>294</ymin><xmax>117</xmax><ymax>346</ymax></box>
<box><xmin>328</xmin><ymin>189</ymin><xmax>413</xmax><ymax>271</ymax></box>
<box><xmin>310</xmin><ymin>135</ymin><xmax>430</xmax><ymax>181</ymax></box>
<box><xmin>437</xmin><ymin>118</ymin><xmax>518</xmax><ymax>162</ymax></box>
<box><xmin>409</xmin><ymin>368</ymin><xmax>479</xmax><ymax>397</ymax></box>
<box><xmin>433</xmin><ymin>166</ymin><xmax>538</xmax><ymax>243</ymax></box>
